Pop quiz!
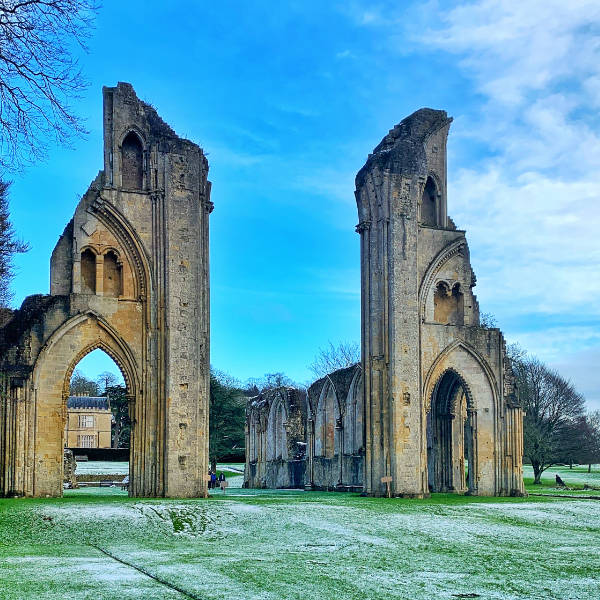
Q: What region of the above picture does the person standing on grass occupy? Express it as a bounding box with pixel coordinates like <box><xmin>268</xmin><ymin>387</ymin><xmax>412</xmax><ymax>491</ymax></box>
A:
<box><xmin>211</xmin><ymin>471</ymin><xmax>217</xmax><ymax>489</ymax></box>
<box><xmin>219</xmin><ymin>472</ymin><xmax>226</xmax><ymax>492</ymax></box>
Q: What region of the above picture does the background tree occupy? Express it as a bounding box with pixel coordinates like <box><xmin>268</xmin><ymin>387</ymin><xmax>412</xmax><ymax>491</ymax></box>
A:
<box><xmin>244</xmin><ymin>372</ymin><xmax>297</xmax><ymax>395</ymax></box>
<box><xmin>557</xmin><ymin>413</ymin><xmax>600</xmax><ymax>473</ymax></box>
<box><xmin>514</xmin><ymin>355</ymin><xmax>586</xmax><ymax>484</ymax></box>
<box><xmin>0</xmin><ymin>0</ymin><xmax>98</xmax><ymax>170</ymax></box>
<box><xmin>308</xmin><ymin>340</ymin><xmax>360</xmax><ymax>379</ymax></box>
<box><xmin>96</xmin><ymin>370</ymin><xmax>119</xmax><ymax>394</ymax></box>
<box><xmin>0</xmin><ymin>180</ymin><xmax>28</xmax><ymax>306</ymax></box>
<box><xmin>105</xmin><ymin>384</ymin><xmax>130</xmax><ymax>449</ymax></box>
<box><xmin>210</xmin><ymin>369</ymin><xmax>246</xmax><ymax>472</ymax></box>
<box><xmin>479</xmin><ymin>312</ymin><xmax>497</xmax><ymax>328</ymax></box>
<box><xmin>69</xmin><ymin>368</ymin><xmax>98</xmax><ymax>395</ymax></box>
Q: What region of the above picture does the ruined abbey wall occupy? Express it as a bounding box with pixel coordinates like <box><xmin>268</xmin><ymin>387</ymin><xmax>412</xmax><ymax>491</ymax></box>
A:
<box><xmin>244</xmin><ymin>365</ymin><xmax>364</xmax><ymax>491</ymax></box>
<box><xmin>245</xmin><ymin>109</ymin><xmax>525</xmax><ymax>497</ymax></box>
<box><xmin>0</xmin><ymin>83</ymin><xmax>212</xmax><ymax>498</ymax></box>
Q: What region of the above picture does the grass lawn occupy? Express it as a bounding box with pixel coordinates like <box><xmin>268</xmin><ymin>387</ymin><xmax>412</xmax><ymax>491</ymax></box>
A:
<box><xmin>1</xmin><ymin>466</ymin><xmax>599</xmax><ymax>599</ymax></box>
<box><xmin>523</xmin><ymin>464</ymin><xmax>600</xmax><ymax>497</ymax></box>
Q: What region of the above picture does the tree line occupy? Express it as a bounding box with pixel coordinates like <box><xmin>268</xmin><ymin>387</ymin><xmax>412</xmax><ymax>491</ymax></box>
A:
<box><xmin>509</xmin><ymin>345</ymin><xmax>600</xmax><ymax>483</ymax></box>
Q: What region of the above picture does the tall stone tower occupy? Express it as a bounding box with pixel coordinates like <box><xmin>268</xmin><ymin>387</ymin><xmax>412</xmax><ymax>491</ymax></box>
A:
<box><xmin>355</xmin><ymin>109</ymin><xmax>524</xmax><ymax>497</ymax></box>
<box><xmin>1</xmin><ymin>83</ymin><xmax>212</xmax><ymax>498</ymax></box>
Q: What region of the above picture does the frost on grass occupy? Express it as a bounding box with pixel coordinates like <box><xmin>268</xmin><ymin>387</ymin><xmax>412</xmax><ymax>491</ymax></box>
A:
<box><xmin>2</xmin><ymin>491</ymin><xmax>600</xmax><ymax>600</ymax></box>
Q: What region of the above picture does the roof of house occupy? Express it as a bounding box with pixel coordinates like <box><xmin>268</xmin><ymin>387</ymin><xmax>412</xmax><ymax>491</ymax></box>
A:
<box><xmin>67</xmin><ymin>396</ymin><xmax>110</xmax><ymax>410</ymax></box>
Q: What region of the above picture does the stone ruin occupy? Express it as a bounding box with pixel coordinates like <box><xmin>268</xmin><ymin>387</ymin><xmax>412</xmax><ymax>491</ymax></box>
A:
<box><xmin>0</xmin><ymin>83</ymin><xmax>212</xmax><ymax>498</ymax></box>
<box><xmin>0</xmin><ymin>83</ymin><xmax>525</xmax><ymax>499</ymax></box>
<box><xmin>245</xmin><ymin>109</ymin><xmax>525</xmax><ymax>497</ymax></box>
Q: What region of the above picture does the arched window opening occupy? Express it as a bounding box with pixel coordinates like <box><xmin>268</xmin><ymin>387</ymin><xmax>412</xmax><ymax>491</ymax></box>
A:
<box><xmin>249</xmin><ymin>415</ymin><xmax>259</xmax><ymax>462</ymax></box>
<box><xmin>267</xmin><ymin>399</ymin><xmax>287</xmax><ymax>461</ymax></box>
<box><xmin>434</xmin><ymin>282</ymin><xmax>464</xmax><ymax>325</ymax></box>
<box><xmin>65</xmin><ymin>349</ymin><xmax>130</xmax><ymax>494</ymax></box>
<box><xmin>275</xmin><ymin>403</ymin><xmax>286</xmax><ymax>460</ymax></box>
<box><xmin>343</xmin><ymin>373</ymin><xmax>364</xmax><ymax>455</ymax></box>
<box><xmin>103</xmin><ymin>251</ymin><xmax>122</xmax><ymax>298</ymax></box>
<box><xmin>315</xmin><ymin>385</ymin><xmax>337</xmax><ymax>458</ymax></box>
<box><xmin>421</xmin><ymin>176</ymin><xmax>438</xmax><ymax>226</ymax></box>
<box><xmin>121</xmin><ymin>132</ymin><xmax>144</xmax><ymax>190</ymax></box>
<box><xmin>81</xmin><ymin>249</ymin><xmax>96</xmax><ymax>294</ymax></box>
<box><xmin>426</xmin><ymin>370</ymin><xmax>475</xmax><ymax>494</ymax></box>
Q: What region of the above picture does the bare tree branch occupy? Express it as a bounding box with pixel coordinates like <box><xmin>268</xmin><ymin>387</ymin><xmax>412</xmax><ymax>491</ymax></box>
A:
<box><xmin>308</xmin><ymin>340</ymin><xmax>360</xmax><ymax>379</ymax></box>
<box><xmin>0</xmin><ymin>0</ymin><xmax>99</xmax><ymax>170</ymax></box>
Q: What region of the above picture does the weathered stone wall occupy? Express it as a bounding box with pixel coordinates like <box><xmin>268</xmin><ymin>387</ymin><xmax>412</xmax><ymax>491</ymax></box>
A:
<box><xmin>0</xmin><ymin>83</ymin><xmax>212</xmax><ymax>498</ymax></box>
<box><xmin>244</xmin><ymin>365</ymin><xmax>364</xmax><ymax>491</ymax></box>
<box><xmin>355</xmin><ymin>108</ymin><xmax>525</xmax><ymax>497</ymax></box>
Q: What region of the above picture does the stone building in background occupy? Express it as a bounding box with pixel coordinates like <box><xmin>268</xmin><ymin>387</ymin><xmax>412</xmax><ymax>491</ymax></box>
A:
<box><xmin>245</xmin><ymin>109</ymin><xmax>525</xmax><ymax>497</ymax></box>
<box><xmin>0</xmin><ymin>83</ymin><xmax>212</xmax><ymax>498</ymax></box>
<box><xmin>64</xmin><ymin>396</ymin><xmax>112</xmax><ymax>449</ymax></box>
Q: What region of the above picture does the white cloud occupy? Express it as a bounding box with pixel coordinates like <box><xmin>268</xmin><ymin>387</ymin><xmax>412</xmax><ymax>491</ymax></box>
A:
<box><xmin>412</xmin><ymin>2</ymin><xmax>600</xmax><ymax>328</ymax></box>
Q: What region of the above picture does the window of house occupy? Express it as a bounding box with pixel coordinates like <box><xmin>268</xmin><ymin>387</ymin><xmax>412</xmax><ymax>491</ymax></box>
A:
<box><xmin>79</xmin><ymin>435</ymin><xmax>95</xmax><ymax>448</ymax></box>
<box><xmin>79</xmin><ymin>414</ymin><xmax>94</xmax><ymax>428</ymax></box>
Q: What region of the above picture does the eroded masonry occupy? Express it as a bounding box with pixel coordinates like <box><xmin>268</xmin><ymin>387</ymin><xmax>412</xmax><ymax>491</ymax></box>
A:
<box><xmin>245</xmin><ymin>109</ymin><xmax>525</xmax><ymax>497</ymax></box>
<box><xmin>0</xmin><ymin>83</ymin><xmax>212</xmax><ymax>498</ymax></box>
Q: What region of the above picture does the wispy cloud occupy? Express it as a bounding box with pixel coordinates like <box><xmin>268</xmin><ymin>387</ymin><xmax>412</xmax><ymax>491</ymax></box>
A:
<box><xmin>417</xmin><ymin>1</ymin><xmax>600</xmax><ymax>407</ymax></box>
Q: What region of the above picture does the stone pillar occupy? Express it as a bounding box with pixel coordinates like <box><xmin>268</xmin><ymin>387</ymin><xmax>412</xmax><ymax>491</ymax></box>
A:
<box><xmin>305</xmin><ymin>418</ymin><xmax>314</xmax><ymax>490</ymax></box>
<box><xmin>95</xmin><ymin>254</ymin><xmax>104</xmax><ymax>296</ymax></box>
<box><xmin>467</xmin><ymin>409</ymin><xmax>479</xmax><ymax>495</ymax></box>
<box><xmin>336</xmin><ymin>416</ymin><xmax>344</xmax><ymax>488</ymax></box>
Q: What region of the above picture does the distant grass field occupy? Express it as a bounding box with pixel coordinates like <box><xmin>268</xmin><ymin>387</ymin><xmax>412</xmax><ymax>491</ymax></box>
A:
<box><xmin>524</xmin><ymin>464</ymin><xmax>600</xmax><ymax>496</ymax></box>
<box><xmin>1</xmin><ymin>465</ymin><xmax>599</xmax><ymax>599</ymax></box>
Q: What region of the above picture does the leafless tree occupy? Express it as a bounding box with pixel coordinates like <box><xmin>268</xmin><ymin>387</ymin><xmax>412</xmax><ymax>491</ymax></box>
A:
<box><xmin>308</xmin><ymin>340</ymin><xmax>360</xmax><ymax>379</ymax></box>
<box><xmin>69</xmin><ymin>368</ymin><xmax>98</xmax><ymax>395</ymax></box>
<box><xmin>514</xmin><ymin>356</ymin><xmax>586</xmax><ymax>484</ymax></box>
<box><xmin>96</xmin><ymin>370</ymin><xmax>118</xmax><ymax>394</ymax></box>
<box><xmin>0</xmin><ymin>179</ymin><xmax>28</xmax><ymax>305</ymax></box>
<box><xmin>0</xmin><ymin>0</ymin><xmax>98</xmax><ymax>170</ymax></box>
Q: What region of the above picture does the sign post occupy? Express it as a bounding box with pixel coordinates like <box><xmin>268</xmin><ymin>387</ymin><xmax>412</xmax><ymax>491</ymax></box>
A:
<box><xmin>381</xmin><ymin>475</ymin><xmax>392</xmax><ymax>499</ymax></box>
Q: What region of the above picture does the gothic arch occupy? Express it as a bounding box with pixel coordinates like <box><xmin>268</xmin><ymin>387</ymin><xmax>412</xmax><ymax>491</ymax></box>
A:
<box><xmin>29</xmin><ymin>311</ymin><xmax>141</xmax><ymax>497</ymax></box>
<box><xmin>120</xmin><ymin>129</ymin><xmax>145</xmax><ymax>190</ymax></box>
<box><xmin>427</xmin><ymin>367</ymin><xmax>474</xmax><ymax>415</ymax></box>
<box><xmin>267</xmin><ymin>393</ymin><xmax>289</xmax><ymax>460</ymax></box>
<box><xmin>91</xmin><ymin>196</ymin><xmax>151</xmax><ymax>300</ymax></box>
<box><xmin>423</xmin><ymin>339</ymin><xmax>498</xmax><ymax>408</ymax></box>
<box><xmin>418</xmin><ymin>239</ymin><xmax>467</xmax><ymax>320</ymax></box>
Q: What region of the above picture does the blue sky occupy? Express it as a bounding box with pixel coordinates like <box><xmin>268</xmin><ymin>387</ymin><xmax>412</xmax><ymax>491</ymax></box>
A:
<box><xmin>7</xmin><ymin>1</ymin><xmax>600</xmax><ymax>409</ymax></box>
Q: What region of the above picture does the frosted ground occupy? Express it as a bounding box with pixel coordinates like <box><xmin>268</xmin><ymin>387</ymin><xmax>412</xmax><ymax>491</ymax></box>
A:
<box><xmin>1</xmin><ymin>467</ymin><xmax>599</xmax><ymax>600</ymax></box>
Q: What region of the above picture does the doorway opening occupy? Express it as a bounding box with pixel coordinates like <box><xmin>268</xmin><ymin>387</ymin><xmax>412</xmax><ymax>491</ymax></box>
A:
<box><xmin>65</xmin><ymin>349</ymin><xmax>130</xmax><ymax>495</ymax></box>
<box><xmin>426</xmin><ymin>369</ymin><xmax>476</xmax><ymax>494</ymax></box>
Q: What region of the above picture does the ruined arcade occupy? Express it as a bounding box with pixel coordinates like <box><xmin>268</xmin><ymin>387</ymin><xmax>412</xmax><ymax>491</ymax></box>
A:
<box><xmin>0</xmin><ymin>83</ymin><xmax>212</xmax><ymax>498</ymax></box>
<box><xmin>246</xmin><ymin>109</ymin><xmax>525</xmax><ymax>497</ymax></box>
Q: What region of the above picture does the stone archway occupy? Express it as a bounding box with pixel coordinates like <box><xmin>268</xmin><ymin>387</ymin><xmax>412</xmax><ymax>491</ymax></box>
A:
<box><xmin>31</xmin><ymin>313</ymin><xmax>139</xmax><ymax>497</ymax></box>
<box><xmin>1</xmin><ymin>82</ymin><xmax>212</xmax><ymax>499</ymax></box>
<box><xmin>426</xmin><ymin>369</ymin><xmax>477</xmax><ymax>494</ymax></box>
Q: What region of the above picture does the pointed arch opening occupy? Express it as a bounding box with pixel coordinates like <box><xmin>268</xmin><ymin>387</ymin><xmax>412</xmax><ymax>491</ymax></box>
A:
<box><xmin>121</xmin><ymin>132</ymin><xmax>144</xmax><ymax>190</ymax></box>
<box><xmin>426</xmin><ymin>369</ymin><xmax>476</xmax><ymax>494</ymax></box>
<box><xmin>421</xmin><ymin>176</ymin><xmax>438</xmax><ymax>226</ymax></box>
<box><xmin>315</xmin><ymin>383</ymin><xmax>339</xmax><ymax>458</ymax></box>
<box><xmin>64</xmin><ymin>348</ymin><xmax>131</xmax><ymax>493</ymax></box>
<box><xmin>267</xmin><ymin>398</ymin><xmax>288</xmax><ymax>461</ymax></box>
